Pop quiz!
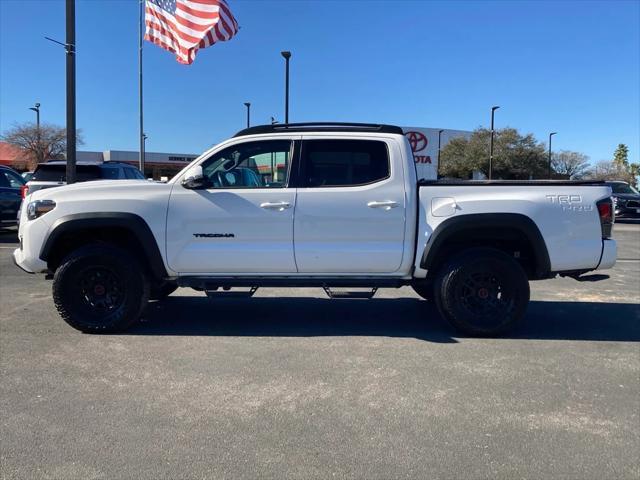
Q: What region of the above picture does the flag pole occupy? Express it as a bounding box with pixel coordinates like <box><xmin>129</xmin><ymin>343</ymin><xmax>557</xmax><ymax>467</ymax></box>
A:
<box><xmin>139</xmin><ymin>0</ymin><xmax>145</xmax><ymax>174</ymax></box>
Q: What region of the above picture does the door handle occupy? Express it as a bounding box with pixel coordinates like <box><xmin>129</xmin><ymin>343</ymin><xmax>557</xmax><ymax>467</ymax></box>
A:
<box><xmin>367</xmin><ymin>200</ymin><xmax>398</xmax><ymax>210</ymax></box>
<box><xmin>260</xmin><ymin>201</ymin><xmax>291</xmax><ymax>211</ymax></box>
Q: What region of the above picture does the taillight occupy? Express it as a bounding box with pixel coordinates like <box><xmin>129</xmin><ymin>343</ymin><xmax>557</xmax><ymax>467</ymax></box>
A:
<box><xmin>20</xmin><ymin>185</ymin><xmax>29</xmax><ymax>199</ymax></box>
<box><xmin>596</xmin><ymin>197</ymin><xmax>614</xmax><ymax>238</ymax></box>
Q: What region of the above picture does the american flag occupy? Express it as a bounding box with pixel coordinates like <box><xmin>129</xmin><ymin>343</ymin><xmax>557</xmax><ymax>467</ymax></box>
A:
<box><xmin>145</xmin><ymin>0</ymin><xmax>238</xmax><ymax>65</ymax></box>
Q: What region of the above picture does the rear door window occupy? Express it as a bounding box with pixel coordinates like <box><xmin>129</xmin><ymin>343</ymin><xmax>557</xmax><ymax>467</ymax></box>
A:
<box><xmin>299</xmin><ymin>140</ymin><xmax>390</xmax><ymax>187</ymax></box>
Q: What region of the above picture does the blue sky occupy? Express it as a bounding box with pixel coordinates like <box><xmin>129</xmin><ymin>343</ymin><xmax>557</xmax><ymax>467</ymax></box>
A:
<box><xmin>1</xmin><ymin>0</ymin><xmax>638</xmax><ymax>164</ymax></box>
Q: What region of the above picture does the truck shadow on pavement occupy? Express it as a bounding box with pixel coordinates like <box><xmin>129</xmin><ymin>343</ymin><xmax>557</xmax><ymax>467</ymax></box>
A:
<box><xmin>132</xmin><ymin>296</ymin><xmax>640</xmax><ymax>343</ymax></box>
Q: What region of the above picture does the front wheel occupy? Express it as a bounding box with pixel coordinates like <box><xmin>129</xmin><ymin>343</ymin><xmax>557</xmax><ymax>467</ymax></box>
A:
<box><xmin>52</xmin><ymin>244</ymin><xmax>150</xmax><ymax>333</ymax></box>
<box><xmin>434</xmin><ymin>247</ymin><xmax>530</xmax><ymax>336</ymax></box>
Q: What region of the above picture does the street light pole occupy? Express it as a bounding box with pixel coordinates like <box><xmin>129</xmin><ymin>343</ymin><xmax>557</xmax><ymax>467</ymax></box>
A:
<box><xmin>280</xmin><ymin>51</ymin><xmax>291</xmax><ymax>124</ymax></box>
<box><xmin>548</xmin><ymin>132</ymin><xmax>557</xmax><ymax>179</ymax></box>
<box><xmin>244</xmin><ymin>102</ymin><xmax>251</xmax><ymax>128</ymax></box>
<box><xmin>29</xmin><ymin>103</ymin><xmax>41</xmax><ymax>162</ymax></box>
<box><xmin>437</xmin><ymin>129</ymin><xmax>444</xmax><ymax>179</ymax></box>
<box><xmin>489</xmin><ymin>106</ymin><xmax>500</xmax><ymax>180</ymax></box>
<box><xmin>65</xmin><ymin>0</ymin><xmax>76</xmax><ymax>184</ymax></box>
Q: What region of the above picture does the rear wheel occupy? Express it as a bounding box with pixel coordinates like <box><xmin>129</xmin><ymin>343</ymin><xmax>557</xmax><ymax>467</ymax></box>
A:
<box><xmin>52</xmin><ymin>244</ymin><xmax>150</xmax><ymax>333</ymax></box>
<box><xmin>434</xmin><ymin>247</ymin><xmax>529</xmax><ymax>336</ymax></box>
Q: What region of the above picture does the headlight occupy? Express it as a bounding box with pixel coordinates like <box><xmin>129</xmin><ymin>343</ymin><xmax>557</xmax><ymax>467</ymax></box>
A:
<box><xmin>27</xmin><ymin>200</ymin><xmax>56</xmax><ymax>220</ymax></box>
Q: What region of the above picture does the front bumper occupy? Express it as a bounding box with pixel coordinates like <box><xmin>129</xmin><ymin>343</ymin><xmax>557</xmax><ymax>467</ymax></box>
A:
<box><xmin>12</xmin><ymin>247</ymin><xmax>47</xmax><ymax>274</ymax></box>
<box><xmin>12</xmin><ymin>212</ymin><xmax>52</xmax><ymax>275</ymax></box>
<box><xmin>12</xmin><ymin>249</ymin><xmax>34</xmax><ymax>274</ymax></box>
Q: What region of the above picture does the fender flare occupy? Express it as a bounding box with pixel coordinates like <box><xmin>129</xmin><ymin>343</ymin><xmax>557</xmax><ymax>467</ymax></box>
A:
<box><xmin>420</xmin><ymin>213</ymin><xmax>551</xmax><ymax>278</ymax></box>
<box><xmin>39</xmin><ymin>212</ymin><xmax>167</xmax><ymax>279</ymax></box>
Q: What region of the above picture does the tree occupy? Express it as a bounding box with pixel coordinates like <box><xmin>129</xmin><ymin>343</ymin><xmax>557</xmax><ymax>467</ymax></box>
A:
<box><xmin>589</xmin><ymin>160</ymin><xmax>619</xmax><ymax>180</ymax></box>
<box><xmin>612</xmin><ymin>144</ymin><xmax>629</xmax><ymax>170</ymax></box>
<box><xmin>588</xmin><ymin>144</ymin><xmax>639</xmax><ymax>187</ymax></box>
<box><xmin>588</xmin><ymin>159</ymin><xmax>639</xmax><ymax>187</ymax></box>
<box><xmin>439</xmin><ymin>127</ymin><xmax>547</xmax><ymax>179</ymax></box>
<box><xmin>551</xmin><ymin>150</ymin><xmax>591</xmax><ymax>179</ymax></box>
<box><xmin>1</xmin><ymin>122</ymin><xmax>83</xmax><ymax>171</ymax></box>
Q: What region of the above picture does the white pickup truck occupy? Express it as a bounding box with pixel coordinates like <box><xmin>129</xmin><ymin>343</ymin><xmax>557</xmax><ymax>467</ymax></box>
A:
<box><xmin>13</xmin><ymin>123</ymin><xmax>616</xmax><ymax>336</ymax></box>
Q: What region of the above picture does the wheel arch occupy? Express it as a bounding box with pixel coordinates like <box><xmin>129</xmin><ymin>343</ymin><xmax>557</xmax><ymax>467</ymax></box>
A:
<box><xmin>40</xmin><ymin>212</ymin><xmax>167</xmax><ymax>280</ymax></box>
<box><xmin>421</xmin><ymin>213</ymin><xmax>551</xmax><ymax>279</ymax></box>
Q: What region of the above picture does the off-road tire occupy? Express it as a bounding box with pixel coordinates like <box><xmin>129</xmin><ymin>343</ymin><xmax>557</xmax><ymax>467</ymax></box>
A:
<box><xmin>434</xmin><ymin>247</ymin><xmax>530</xmax><ymax>336</ymax></box>
<box><xmin>150</xmin><ymin>282</ymin><xmax>178</xmax><ymax>301</ymax></box>
<box><xmin>52</xmin><ymin>244</ymin><xmax>150</xmax><ymax>333</ymax></box>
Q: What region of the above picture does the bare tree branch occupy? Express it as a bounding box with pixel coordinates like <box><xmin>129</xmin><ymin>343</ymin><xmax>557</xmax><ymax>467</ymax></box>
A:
<box><xmin>1</xmin><ymin>122</ymin><xmax>84</xmax><ymax>171</ymax></box>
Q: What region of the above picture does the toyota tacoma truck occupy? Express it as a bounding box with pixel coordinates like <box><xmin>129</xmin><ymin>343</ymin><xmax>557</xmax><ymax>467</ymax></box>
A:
<box><xmin>13</xmin><ymin>123</ymin><xmax>617</xmax><ymax>336</ymax></box>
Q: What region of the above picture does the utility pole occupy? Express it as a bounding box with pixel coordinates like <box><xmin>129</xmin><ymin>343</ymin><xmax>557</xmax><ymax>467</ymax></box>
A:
<box><xmin>437</xmin><ymin>129</ymin><xmax>444</xmax><ymax>179</ymax></box>
<box><xmin>66</xmin><ymin>0</ymin><xmax>76</xmax><ymax>184</ymax></box>
<box><xmin>280</xmin><ymin>51</ymin><xmax>291</xmax><ymax>124</ymax></box>
<box><xmin>489</xmin><ymin>106</ymin><xmax>500</xmax><ymax>180</ymax></box>
<box><xmin>244</xmin><ymin>102</ymin><xmax>251</xmax><ymax>128</ymax></box>
<box><xmin>548</xmin><ymin>132</ymin><xmax>557</xmax><ymax>179</ymax></box>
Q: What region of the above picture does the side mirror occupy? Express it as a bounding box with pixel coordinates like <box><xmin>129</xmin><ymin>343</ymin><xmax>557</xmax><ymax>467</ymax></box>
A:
<box><xmin>181</xmin><ymin>165</ymin><xmax>206</xmax><ymax>189</ymax></box>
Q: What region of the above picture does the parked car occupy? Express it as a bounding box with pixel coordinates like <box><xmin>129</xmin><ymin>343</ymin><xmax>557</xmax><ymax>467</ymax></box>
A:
<box><xmin>23</xmin><ymin>161</ymin><xmax>146</xmax><ymax>198</ymax></box>
<box><xmin>21</xmin><ymin>171</ymin><xmax>34</xmax><ymax>182</ymax></box>
<box><xmin>14</xmin><ymin>122</ymin><xmax>617</xmax><ymax>336</ymax></box>
<box><xmin>0</xmin><ymin>165</ymin><xmax>26</xmax><ymax>227</ymax></box>
<box><xmin>605</xmin><ymin>181</ymin><xmax>640</xmax><ymax>218</ymax></box>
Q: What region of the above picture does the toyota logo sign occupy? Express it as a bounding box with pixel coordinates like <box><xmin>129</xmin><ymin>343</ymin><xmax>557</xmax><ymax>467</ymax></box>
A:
<box><xmin>405</xmin><ymin>131</ymin><xmax>428</xmax><ymax>153</ymax></box>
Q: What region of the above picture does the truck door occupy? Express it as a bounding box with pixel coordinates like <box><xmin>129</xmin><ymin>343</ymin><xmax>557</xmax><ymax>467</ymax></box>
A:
<box><xmin>293</xmin><ymin>138</ymin><xmax>406</xmax><ymax>274</ymax></box>
<box><xmin>166</xmin><ymin>139</ymin><xmax>298</xmax><ymax>274</ymax></box>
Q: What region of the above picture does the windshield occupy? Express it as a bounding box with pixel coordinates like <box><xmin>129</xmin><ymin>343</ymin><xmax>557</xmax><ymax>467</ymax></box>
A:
<box><xmin>608</xmin><ymin>182</ymin><xmax>639</xmax><ymax>195</ymax></box>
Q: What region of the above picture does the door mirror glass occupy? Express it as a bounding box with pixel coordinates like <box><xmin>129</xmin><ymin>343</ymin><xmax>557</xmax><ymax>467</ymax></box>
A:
<box><xmin>181</xmin><ymin>165</ymin><xmax>207</xmax><ymax>189</ymax></box>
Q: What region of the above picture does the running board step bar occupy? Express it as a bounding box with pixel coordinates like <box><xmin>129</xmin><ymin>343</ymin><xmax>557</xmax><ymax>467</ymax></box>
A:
<box><xmin>205</xmin><ymin>287</ymin><xmax>259</xmax><ymax>299</ymax></box>
<box><xmin>322</xmin><ymin>287</ymin><xmax>378</xmax><ymax>299</ymax></box>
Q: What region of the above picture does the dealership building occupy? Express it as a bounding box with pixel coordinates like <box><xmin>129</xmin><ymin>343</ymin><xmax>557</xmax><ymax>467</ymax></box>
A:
<box><xmin>0</xmin><ymin>126</ymin><xmax>472</xmax><ymax>181</ymax></box>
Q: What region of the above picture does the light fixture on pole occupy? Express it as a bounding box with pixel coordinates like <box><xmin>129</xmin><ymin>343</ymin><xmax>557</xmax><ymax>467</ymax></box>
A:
<box><xmin>244</xmin><ymin>102</ymin><xmax>251</xmax><ymax>128</ymax></box>
<box><xmin>548</xmin><ymin>132</ymin><xmax>557</xmax><ymax>179</ymax></box>
<box><xmin>489</xmin><ymin>106</ymin><xmax>500</xmax><ymax>180</ymax></box>
<box><xmin>29</xmin><ymin>103</ymin><xmax>41</xmax><ymax>129</ymax></box>
<box><xmin>280</xmin><ymin>51</ymin><xmax>291</xmax><ymax>124</ymax></box>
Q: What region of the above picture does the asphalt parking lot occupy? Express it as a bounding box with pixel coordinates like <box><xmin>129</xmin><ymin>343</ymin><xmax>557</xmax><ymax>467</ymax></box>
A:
<box><xmin>1</xmin><ymin>223</ymin><xmax>638</xmax><ymax>480</ymax></box>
